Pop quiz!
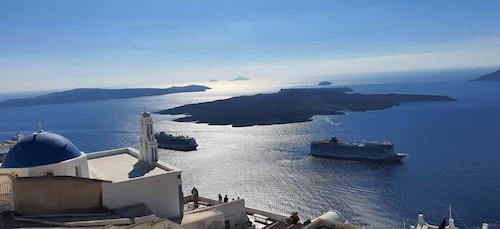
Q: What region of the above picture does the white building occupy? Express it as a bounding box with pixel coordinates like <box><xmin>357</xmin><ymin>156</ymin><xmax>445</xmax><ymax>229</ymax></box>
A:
<box><xmin>0</xmin><ymin>109</ymin><xmax>183</xmax><ymax>222</ymax></box>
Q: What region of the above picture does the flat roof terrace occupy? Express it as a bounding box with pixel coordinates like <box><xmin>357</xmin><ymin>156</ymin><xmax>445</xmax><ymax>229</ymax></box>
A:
<box><xmin>87</xmin><ymin>147</ymin><xmax>179</xmax><ymax>182</ymax></box>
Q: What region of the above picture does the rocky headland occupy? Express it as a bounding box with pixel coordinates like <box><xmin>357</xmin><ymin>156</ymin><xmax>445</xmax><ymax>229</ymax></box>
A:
<box><xmin>156</xmin><ymin>87</ymin><xmax>456</xmax><ymax>127</ymax></box>
<box><xmin>0</xmin><ymin>85</ymin><xmax>210</xmax><ymax>108</ymax></box>
<box><xmin>470</xmin><ymin>69</ymin><xmax>500</xmax><ymax>81</ymax></box>
<box><xmin>318</xmin><ymin>81</ymin><xmax>332</xmax><ymax>86</ymax></box>
<box><xmin>230</xmin><ymin>76</ymin><xmax>249</xmax><ymax>81</ymax></box>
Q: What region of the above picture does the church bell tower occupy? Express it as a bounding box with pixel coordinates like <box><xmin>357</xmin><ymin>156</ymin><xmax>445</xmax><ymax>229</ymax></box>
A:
<box><xmin>139</xmin><ymin>107</ymin><xmax>159</xmax><ymax>164</ymax></box>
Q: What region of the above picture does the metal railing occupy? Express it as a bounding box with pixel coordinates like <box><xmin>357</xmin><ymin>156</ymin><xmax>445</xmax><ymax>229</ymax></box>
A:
<box><xmin>0</xmin><ymin>174</ymin><xmax>15</xmax><ymax>212</ymax></box>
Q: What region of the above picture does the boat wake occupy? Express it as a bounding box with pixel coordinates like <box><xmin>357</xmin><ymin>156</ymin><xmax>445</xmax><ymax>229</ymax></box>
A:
<box><xmin>325</xmin><ymin>116</ymin><xmax>340</xmax><ymax>126</ymax></box>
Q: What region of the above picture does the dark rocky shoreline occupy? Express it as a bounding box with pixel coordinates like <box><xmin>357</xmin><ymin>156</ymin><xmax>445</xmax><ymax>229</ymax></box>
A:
<box><xmin>157</xmin><ymin>87</ymin><xmax>456</xmax><ymax>127</ymax></box>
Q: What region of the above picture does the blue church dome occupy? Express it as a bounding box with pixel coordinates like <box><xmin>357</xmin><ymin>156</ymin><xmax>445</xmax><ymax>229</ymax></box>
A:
<box><xmin>1</xmin><ymin>131</ymin><xmax>82</xmax><ymax>168</ymax></box>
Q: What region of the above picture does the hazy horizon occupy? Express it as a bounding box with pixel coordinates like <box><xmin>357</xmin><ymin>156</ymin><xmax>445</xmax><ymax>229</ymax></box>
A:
<box><xmin>0</xmin><ymin>66</ymin><xmax>496</xmax><ymax>103</ymax></box>
<box><xmin>1</xmin><ymin>1</ymin><xmax>500</xmax><ymax>93</ymax></box>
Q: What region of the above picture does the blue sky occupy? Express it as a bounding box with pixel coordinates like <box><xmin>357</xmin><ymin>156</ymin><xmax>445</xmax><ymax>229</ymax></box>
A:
<box><xmin>1</xmin><ymin>0</ymin><xmax>500</xmax><ymax>93</ymax></box>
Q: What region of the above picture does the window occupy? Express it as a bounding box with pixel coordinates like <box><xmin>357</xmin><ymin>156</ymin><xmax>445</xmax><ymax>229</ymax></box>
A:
<box><xmin>75</xmin><ymin>166</ymin><xmax>80</xmax><ymax>177</ymax></box>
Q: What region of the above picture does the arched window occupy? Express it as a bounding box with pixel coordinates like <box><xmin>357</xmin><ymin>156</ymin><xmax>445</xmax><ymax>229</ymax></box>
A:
<box><xmin>75</xmin><ymin>165</ymin><xmax>80</xmax><ymax>177</ymax></box>
<box><xmin>153</xmin><ymin>148</ymin><xmax>157</xmax><ymax>161</ymax></box>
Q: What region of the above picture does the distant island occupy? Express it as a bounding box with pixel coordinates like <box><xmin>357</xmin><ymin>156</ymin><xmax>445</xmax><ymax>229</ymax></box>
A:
<box><xmin>208</xmin><ymin>79</ymin><xmax>219</xmax><ymax>82</ymax></box>
<box><xmin>470</xmin><ymin>69</ymin><xmax>500</xmax><ymax>81</ymax></box>
<box><xmin>229</xmin><ymin>76</ymin><xmax>249</xmax><ymax>81</ymax></box>
<box><xmin>156</xmin><ymin>87</ymin><xmax>456</xmax><ymax>127</ymax></box>
<box><xmin>0</xmin><ymin>85</ymin><xmax>210</xmax><ymax>108</ymax></box>
<box><xmin>318</xmin><ymin>81</ymin><xmax>332</xmax><ymax>86</ymax></box>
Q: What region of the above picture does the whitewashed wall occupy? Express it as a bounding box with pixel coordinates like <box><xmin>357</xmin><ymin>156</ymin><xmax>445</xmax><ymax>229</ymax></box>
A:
<box><xmin>0</xmin><ymin>154</ymin><xmax>89</xmax><ymax>178</ymax></box>
<box><xmin>102</xmin><ymin>171</ymin><xmax>183</xmax><ymax>219</ymax></box>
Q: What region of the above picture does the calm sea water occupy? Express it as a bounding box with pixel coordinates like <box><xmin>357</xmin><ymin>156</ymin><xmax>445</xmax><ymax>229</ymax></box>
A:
<box><xmin>1</xmin><ymin>69</ymin><xmax>499</xmax><ymax>228</ymax></box>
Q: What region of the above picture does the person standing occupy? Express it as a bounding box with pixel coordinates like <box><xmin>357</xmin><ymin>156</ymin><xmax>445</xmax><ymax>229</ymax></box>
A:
<box><xmin>191</xmin><ymin>187</ymin><xmax>199</xmax><ymax>204</ymax></box>
<box><xmin>223</xmin><ymin>195</ymin><xmax>228</xmax><ymax>203</ymax></box>
<box><xmin>218</xmin><ymin>194</ymin><xmax>222</xmax><ymax>203</ymax></box>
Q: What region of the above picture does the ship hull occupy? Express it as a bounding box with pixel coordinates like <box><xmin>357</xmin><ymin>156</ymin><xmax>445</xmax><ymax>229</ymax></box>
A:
<box><xmin>154</xmin><ymin>132</ymin><xmax>198</xmax><ymax>151</ymax></box>
<box><xmin>310</xmin><ymin>138</ymin><xmax>407</xmax><ymax>162</ymax></box>
<box><xmin>310</xmin><ymin>152</ymin><xmax>405</xmax><ymax>163</ymax></box>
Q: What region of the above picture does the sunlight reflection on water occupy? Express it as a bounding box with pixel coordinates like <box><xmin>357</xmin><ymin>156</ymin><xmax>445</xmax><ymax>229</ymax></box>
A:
<box><xmin>1</xmin><ymin>76</ymin><xmax>499</xmax><ymax>228</ymax></box>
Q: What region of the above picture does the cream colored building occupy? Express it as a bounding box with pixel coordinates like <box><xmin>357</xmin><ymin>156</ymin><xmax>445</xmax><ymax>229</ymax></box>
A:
<box><xmin>0</xmin><ymin>109</ymin><xmax>183</xmax><ymax>221</ymax></box>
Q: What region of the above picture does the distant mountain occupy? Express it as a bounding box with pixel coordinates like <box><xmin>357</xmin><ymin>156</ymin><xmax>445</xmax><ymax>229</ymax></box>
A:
<box><xmin>208</xmin><ymin>79</ymin><xmax>219</xmax><ymax>82</ymax></box>
<box><xmin>318</xmin><ymin>81</ymin><xmax>332</xmax><ymax>86</ymax></box>
<box><xmin>470</xmin><ymin>69</ymin><xmax>500</xmax><ymax>81</ymax></box>
<box><xmin>0</xmin><ymin>85</ymin><xmax>210</xmax><ymax>108</ymax></box>
<box><xmin>229</xmin><ymin>76</ymin><xmax>249</xmax><ymax>81</ymax></box>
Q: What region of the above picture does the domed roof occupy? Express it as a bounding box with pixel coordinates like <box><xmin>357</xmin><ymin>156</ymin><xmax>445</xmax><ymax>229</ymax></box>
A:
<box><xmin>318</xmin><ymin>210</ymin><xmax>346</xmax><ymax>223</ymax></box>
<box><xmin>1</xmin><ymin>131</ymin><xmax>82</xmax><ymax>168</ymax></box>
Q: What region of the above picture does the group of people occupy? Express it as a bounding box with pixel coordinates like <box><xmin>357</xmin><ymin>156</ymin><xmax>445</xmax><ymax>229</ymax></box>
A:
<box><xmin>191</xmin><ymin>187</ymin><xmax>240</xmax><ymax>205</ymax></box>
<box><xmin>218</xmin><ymin>193</ymin><xmax>239</xmax><ymax>203</ymax></box>
<box><xmin>217</xmin><ymin>193</ymin><xmax>228</xmax><ymax>203</ymax></box>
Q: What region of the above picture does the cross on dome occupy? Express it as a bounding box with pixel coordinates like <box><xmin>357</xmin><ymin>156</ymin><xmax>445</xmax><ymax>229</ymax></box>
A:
<box><xmin>38</xmin><ymin>121</ymin><xmax>44</xmax><ymax>134</ymax></box>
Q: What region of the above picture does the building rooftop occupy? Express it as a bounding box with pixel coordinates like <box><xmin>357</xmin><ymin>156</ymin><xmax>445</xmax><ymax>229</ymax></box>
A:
<box><xmin>87</xmin><ymin>147</ymin><xmax>177</xmax><ymax>182</ymax></box>
<box><xmin>181</xmin><ymin>209</ymin><xmax>223</xmax><ymax>225</ymax></box>
<box><xmin>1</xmin><ymin>132</ymin><xmax>82</xmax><ymax>168</ymax></box>
<box><xmin>0</xmin><ymin>203</ymin><xmax>166</xmax><ymax>228</ymax></box>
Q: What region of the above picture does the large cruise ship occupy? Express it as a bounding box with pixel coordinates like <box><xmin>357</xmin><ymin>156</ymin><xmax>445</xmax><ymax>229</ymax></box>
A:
<box><xmin>154</xmin><ymin>131</ymin><xmax>198</xmax><ymax>151</ymax></box>
<box><xmin>310</xmin><ymin>137</ymin><xmax>407</xmax><ymax>162</ymax></box>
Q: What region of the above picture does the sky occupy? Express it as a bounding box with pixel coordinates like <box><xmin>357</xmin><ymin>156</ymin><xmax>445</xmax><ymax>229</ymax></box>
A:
<box><xmin>1</xmin><ymin>0</ymin><xmax>500</xmax><ymax>93</ymax></box>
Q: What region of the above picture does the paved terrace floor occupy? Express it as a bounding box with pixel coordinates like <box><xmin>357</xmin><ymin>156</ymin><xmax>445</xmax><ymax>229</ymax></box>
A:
<box><xmin>88</xmin><ymin>151</ymin><xmax>167</xmax><ymax>182</ymax></box>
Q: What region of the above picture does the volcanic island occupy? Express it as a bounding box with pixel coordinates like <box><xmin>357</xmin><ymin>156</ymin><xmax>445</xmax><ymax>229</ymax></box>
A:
<box><xmin>156</xmin><ymin>87</ymin><xmax>456</xmax><ymax>127</ymax></box>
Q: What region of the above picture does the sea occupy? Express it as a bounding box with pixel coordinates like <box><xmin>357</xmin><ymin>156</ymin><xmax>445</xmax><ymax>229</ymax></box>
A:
<box><xmin>0</xmin><ymin>68</ymin><xmax>499</xmax><ymax>229</ymax></box>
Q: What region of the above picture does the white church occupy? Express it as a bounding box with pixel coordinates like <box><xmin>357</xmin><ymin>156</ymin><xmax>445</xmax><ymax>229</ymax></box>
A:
<box><xmin>0</xmin><ymin>109</ymin><xmax>183</xmax><ymax>220</ymax></box>
<box><xmin>0</xmin><ymin>109</ymin><xmax>362</xmax><ymax>229</ymax></box>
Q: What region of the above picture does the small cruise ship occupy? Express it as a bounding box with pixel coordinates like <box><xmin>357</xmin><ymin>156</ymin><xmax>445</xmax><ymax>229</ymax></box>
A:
<box><xmin>310</xmin><ymin>137</ymin><xmax>407</xmax><ymax>162</ymax></box>
<box><xmin>154</xmin><ymin>132</ymin><xmax>198</xmax><ymax>151</ymax></box>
